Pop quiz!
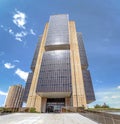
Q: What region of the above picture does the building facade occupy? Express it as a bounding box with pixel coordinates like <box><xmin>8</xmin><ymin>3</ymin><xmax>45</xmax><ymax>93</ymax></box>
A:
<box><xmin>5</xmin><ymin>85</ymin><xmax>24</xmax><ymax>109</ymax></box>
<box><xmin>23</xmin><ymin>14</ymin><xmax>95</xmax><ymax>112</ymax></box>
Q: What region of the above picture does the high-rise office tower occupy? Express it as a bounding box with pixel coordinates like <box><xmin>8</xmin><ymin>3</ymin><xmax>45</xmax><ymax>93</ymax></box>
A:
<box><xmin>23</xmin><ymin>14</ymin><xmax>95</xmax><ymax>112</ymax></box>
<box><xmin>5</xmin><ymin>84</ymin><xmax>24</xmax><ymax>109</ymax></box>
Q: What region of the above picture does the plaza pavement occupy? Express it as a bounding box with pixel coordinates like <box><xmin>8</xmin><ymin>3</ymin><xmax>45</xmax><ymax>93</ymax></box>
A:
<box><xmin>0</xmin><ymin>113</ymin><xmax>98</xmax><ymax>124</ymax></box>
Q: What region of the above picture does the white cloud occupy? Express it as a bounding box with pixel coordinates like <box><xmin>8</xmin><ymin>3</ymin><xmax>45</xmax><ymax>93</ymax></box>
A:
<box><xmin>1</xmin><ymin>10</ymin><xmax>35</xmax><ymax>43</ymax></box>
<box><xmin>30</xmin><ymin>29</ymin><xmax>36</xmax><ymax>35</ymax></box>
<box><xmin>13</xmin><ymin>60</ymin><xmax>20</xmax><ymax>63</ymax></box>
<box><xmin>104</xmin><ymin>96</ymin><xmax>109</xmax><ymax>99</ymax></box>
<box><xmin>15</xmin><ymin>31</ymin><xmax>27</xmax><ymax>42</ymax></box>
<box><xmin>0</xmin><ymin>25</ymin><xmax>7</xmax><ymax>31</ymax></box>
<box><xmin>0</xmin><ymin>25</ymin><xmax>4</xmax><ymax>28</ymax></box>
<box><xmin>15</xmin><ymin>37</ymin><xmax>22</xmax><ymax>42</ymax></box>
<box><xmin>8</xmin><ymin>29</ymin><xmax>14</xmax><ymax>35</ymax></box>
<box><xmin>15</xmin><ymin>68</ymin><xmax>28</xmax><ymax>81</ymax></box>
<box><xmin>0</xmin><ymin>25</ymin><xmax>27</xmax><ymax>42</ymax></box>
<box><xmin>111</xmin><ymin>95</ymin><xmax>120</xmax><ymax>99</ymax></box>
<box><xmin>89</xmin><ymin>88</ymin><xmax>120</xmax><ymax>108</ymax></box>
<box><xmin>13</xmin><ymin>10</ymin><xmax>26</xmax><ymax>29</ymax></box>
<box><xmin>95</xmin><ymin>79</ymin><xmax>103</xmax><ymax>83</ymax></box>
<box><xmin>16</xmin><ymin>31</ymin><xmax>27</xmax><ymax>37</ymax></box>
<box><xmin>117</xmin><ymin>86</ymin><xmax>120</xmax><ymax>89</ymax></box>
<box><xmin>0</xmin><ymin>90</ymin><xmax>8</xmax><ymax>96</ymax></box>
<box><xmin>4</xmin><ymin>63</ymin><xmax>15</xmax><ymax>69</ymax></box>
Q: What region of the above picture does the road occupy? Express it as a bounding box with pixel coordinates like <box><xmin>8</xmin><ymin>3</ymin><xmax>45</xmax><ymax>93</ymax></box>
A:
<box><xmin>0</xmin><ymin>113</ymin><xmax>98</xmax><ymax>124</ymax></box>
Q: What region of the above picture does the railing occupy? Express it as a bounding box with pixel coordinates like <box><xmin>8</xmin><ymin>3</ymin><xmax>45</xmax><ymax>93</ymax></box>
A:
<box><xmin>61</xmin><ymin>107</ymin><xmax>120</xmax><ymax>124</ymax></box>
<box><xmin>80</xmin><ymin>111</ymin><xmax>120</xmax><ymax>124</ymax></box>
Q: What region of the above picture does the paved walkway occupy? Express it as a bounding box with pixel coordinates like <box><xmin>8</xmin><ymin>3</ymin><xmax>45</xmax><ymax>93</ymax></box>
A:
<box><xmin>0</xmin><ymin>113</ymin><xmax>98</xmax><ymax>124</ymax></box>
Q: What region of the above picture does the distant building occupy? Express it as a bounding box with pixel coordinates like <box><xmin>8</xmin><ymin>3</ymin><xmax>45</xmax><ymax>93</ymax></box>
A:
<box><xmin>5</xmin><ymin>84</ymin><xmax>24</xmax><ymax>109</ymax></box>
<box><xmin>23</xmin><ymin>14</ymin><xmax>95</xmax><ymax>112</ymax></box>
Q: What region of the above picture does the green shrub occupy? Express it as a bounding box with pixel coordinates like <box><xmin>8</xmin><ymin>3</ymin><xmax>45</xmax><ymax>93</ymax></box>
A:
<box><xmin>0</xmin><ymin>107</ymin><xmax>4</xmax><ymax>112</ymax></box>
<box><xmin>30</xmin><ymin>107</ymin><xmax>36</xmax><ymax>113</ymax></box>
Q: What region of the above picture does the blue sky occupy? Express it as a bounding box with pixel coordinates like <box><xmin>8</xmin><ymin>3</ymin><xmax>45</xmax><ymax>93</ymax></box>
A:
<box><xmin>0</xmin><ymin>0</ymin><xmax>120</xmax><ymax>108</ymax></box>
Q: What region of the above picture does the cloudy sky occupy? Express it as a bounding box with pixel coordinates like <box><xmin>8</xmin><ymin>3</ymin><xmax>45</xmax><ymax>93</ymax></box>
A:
<box><xmin>0</xmin><ymin>0</ymin><xmax>120</xmax><ymax>108</ymax></box>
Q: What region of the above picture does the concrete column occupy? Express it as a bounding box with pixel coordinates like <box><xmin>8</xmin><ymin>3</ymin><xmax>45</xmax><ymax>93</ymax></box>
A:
<box><xmin>35</xmin><ymin>95</ymin><xmax>42</xmax><ymax>112</ymax></box>
<box><xmin>41</xmin><ymin>98</ymin><xmax>47</xmax><ymax>113</ymax></box>
<box><xmin>26</xmin><ymin>24</ymin><xmax>48</xmax><ymax>111</ymax></box>
<box><xmin>65</xmin><ymin>97</ymin><xmax>70</xmax><ymax>107</ymax></box>
<box><xmin>69</xmin><ymin>21</ymin><xmax>87</xmax><ymax>108</ymax></box>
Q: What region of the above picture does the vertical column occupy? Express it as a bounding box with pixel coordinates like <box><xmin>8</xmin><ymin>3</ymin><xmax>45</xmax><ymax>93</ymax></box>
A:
<box><xmin>69</xmin><ymin>21</ymin><xmax>87</xmax><ymax>108</ymax></box>
<box><xmin>41</xmin><ymin>98</ymin><xmax>47</xmax><ymax>113</ymax></box>
<box><xmin>9</xmin><ymin>86</ymin><xmax>15</xmax><ymax>108</ymax></box>
<box><xmin>5</xmin><ymin>87</ymin><xmax>12</xmax><ymax>107</ymax></box>
<box><xmin>69</xmin><ymin>22</ymin><xmax>77</xmax><ymax>107</ymax></box>
<box><xmin>35</xmin><ymin>95</ymin><xmax>42</xmax><ymax>112</ymax></box>
<box><xmin>65</xmin><ymin>97</ymin><xmax>70</xmax><ymax>106</ymax></box>
<box><xmin>26</xmin><ymin>24</ymin><xmax>49</xmax><ymax>112</ymax></box>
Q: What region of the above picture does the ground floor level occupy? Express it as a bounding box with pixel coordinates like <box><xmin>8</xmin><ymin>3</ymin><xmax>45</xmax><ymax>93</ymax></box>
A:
<box><xmin>41</xmin><ymin>97</ymin><xmax>71</xmax><ymax>113</ymax></box>
<box><xmin>26</xmin><ymin>93</ymin><xmax>88</xmax><ymax>112</ymax></box>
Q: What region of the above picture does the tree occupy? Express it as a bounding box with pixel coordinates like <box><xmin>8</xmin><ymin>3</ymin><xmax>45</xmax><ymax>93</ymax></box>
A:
<box><xmin>94</xmin><ymin>103</ymin><xmax>110</xmax><ymax>109</ymax></box>
<box><xmin>94</xmin><ymin>104</ymin><xmax>101</xmax><ymax>108</ymax></box>
<box><xmin>102</xmin><ymin>103</ymin><xmax>110</xmax><ymax>108</ymax></box>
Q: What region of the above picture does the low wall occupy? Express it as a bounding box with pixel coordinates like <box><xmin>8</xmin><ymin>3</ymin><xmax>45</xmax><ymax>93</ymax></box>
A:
<box><xmin>80</xmin><ymin>110</ymin><xmax>120</xmax><ymax>124</ymax></box>
<box><xmin>61</xmin><ymin>106</ymin><xmax>84</xmax><ymax>113</ymax></box>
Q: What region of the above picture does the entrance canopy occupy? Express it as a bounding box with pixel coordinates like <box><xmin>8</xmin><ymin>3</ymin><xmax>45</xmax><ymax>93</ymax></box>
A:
<box><xmin>37</xmin><ymin>92</ymin><xmax>71</xmax><ymax>98</ymax></box>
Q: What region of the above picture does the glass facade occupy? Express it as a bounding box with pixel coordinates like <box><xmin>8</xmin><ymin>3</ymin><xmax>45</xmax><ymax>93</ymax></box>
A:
<box><xmin>23</xmin><ymin>36</ymin><xmax>42</xmax><ymax>102</ymax></box>
<box><xmin>77</xmin><ymin>32</ymin><xmax>88</xmax><ymax>68</ymax></box>
<box><xmin>31</xmin><ymin>36</ymin><xmax>42</xmax><ymax>70</ymax></box>
<box><xmin>36</xmin><ymin>50</ymin><xmax>72</xmax><ymax>93</ymax></box>
<box><xmin>77</xmin><ymin>32</ymin><xmax>95</xmax><ymax>103</ymax></box>
<box><xmin>23</xmin><ymin>73</ymin><xmax>33</xmax><ymax>102</ymax></box>
<box><xmin>45</xmin><ymin>14</ymin><xmax>69</xmax><ymax>46</ymax></box>
<box><xmin>82</xmin><ymin>70</ymin><xmax>95</xmax><ymax>103</ymax></box>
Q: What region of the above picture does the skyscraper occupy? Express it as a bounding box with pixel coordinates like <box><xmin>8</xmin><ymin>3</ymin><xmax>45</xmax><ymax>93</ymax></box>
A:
<box><xmin>23</xmin><ymin>14</ymin><xmax>95</xmax><ymax>112</ymax></box>
<box><xmin>5</xmin><ymin>84</ymin><xmax>24</xmax><ymax>110</ymax></box>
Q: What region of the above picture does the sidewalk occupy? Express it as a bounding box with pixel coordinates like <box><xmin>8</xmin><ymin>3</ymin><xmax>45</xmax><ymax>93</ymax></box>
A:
<box><xmin>0</xmin><ymin>113</ymin><xmax>98</xmax><ymax>124</ymax></box>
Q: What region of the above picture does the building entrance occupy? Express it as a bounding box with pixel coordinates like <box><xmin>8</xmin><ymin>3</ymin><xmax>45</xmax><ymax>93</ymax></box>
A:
<box><xmin>46</xmin><ymin>98</ymin><xmax>65</xmax><ymax>113</ymax></box>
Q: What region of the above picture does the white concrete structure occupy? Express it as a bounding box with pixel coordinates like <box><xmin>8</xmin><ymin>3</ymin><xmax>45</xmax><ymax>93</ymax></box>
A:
<box><xmin>0</xmin><ymin>113</ymin><xmax>98</xmax><ymax>124</ymax></box>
